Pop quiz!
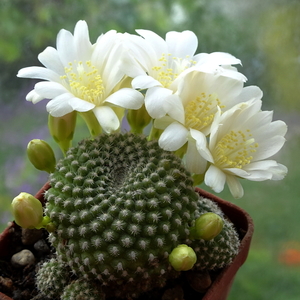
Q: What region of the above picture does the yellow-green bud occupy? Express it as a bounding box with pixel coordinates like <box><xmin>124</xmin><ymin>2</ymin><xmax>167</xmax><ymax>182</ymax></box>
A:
<box><xmin>169</xmin><ymin>244</ymin><xmax>197</xmax><ymax>271</ymax></box>
<box><xmin>48</xmin><ymin>111</ymin><xmax>77</xmax><ymax>155</ymax></box>
<box><xmin>193</xmin><ymin>212</ymin><xmax>224</xmax><ymax>241</ymax></box>
<box><xmin>11</xmin><ymin>192</ymin><xmax>44</xmax><ymax>229</ymax></box>
<box><xmin>27</xmin><ymin>139</ymin><xmax>56</xmax><ymax>173</ymax></box>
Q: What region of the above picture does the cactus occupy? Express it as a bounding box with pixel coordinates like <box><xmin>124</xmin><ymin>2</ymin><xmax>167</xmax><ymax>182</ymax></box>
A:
<box><xmin>35</xmin><ymin>258</ymin><xmax>71</xmax><ymax>299</ymax></box>
<box><xmin>35</xmin><ymin>132</ymin><xmax>240</xmax><ymax>299</ymax></box>
<box><xmin>61</xmin><ymin>280</ymin><xmax>103</xmax><ymax>300</ymax></box>
<box><xmin>187</xmin><ymin>196</ymin><xmax>241</xmax><ymax>270</ymax></box>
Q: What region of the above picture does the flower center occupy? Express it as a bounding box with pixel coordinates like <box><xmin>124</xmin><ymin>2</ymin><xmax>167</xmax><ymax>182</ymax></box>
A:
<box><xmin>213</xmin><ymin>130</ymin><xmax>258</xmax><ymax>169</ymax></box>
<box><xmin>185</xmin><ymin>93</ymin><xmax>224</xmax><ymax>133</ymax></box>
<box><xmin>151</xmin><ymin>54</ymin><xmax>195</xmax><ymax>88</ymax></box>
<box><xmin>61</xmin><ymin>61</ymin><xmax>105</xmax><ymax>106</ymax></box>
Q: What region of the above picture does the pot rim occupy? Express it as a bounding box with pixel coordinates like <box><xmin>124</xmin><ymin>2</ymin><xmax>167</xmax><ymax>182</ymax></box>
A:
<box><xmin>196</xmin><ymin>187</ymin><xmax>254</xmax><ymax>300</ymax></box>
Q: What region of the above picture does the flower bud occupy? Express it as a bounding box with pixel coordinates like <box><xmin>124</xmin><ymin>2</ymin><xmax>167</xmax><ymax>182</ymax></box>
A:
<box><xmin>48</xmin><ymin>111</ymin><xmax>77</xmax><ymax>155</ymax></box>
<box><xmin>27</xmin><ymin>139</ymin><xmax>56</xmax><ymax>173</ymax></box>
<box><xmin>169</xmin><ymin>244</ymin><xmax>197</xmax><ymax>271</ymax></box>
<box><xmin>193</xmin><ymin>212</ymin><xmax>224</xmax><ymax>241</ymax></box>
<box><xmin>11</xmin><ymin>192</ymin><xmax>43</xmax><ymax>229</ymax></box>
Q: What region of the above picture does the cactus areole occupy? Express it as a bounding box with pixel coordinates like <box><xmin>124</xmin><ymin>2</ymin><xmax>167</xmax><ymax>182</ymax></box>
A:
<box><xmin>38</xmin><ymin>133</ymin><xmax>240</xmax><ymax>299</ymax></box>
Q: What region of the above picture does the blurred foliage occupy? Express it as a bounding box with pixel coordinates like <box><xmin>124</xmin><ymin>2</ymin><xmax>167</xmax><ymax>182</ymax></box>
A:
<box><xmin>259</xmin><ymin>2</ymin><xmax>300</xmax><ymax>111</ymax></box>
<box><xmin>229</xmin><ymin>247</ymin><xmax>300</xmax><ymax>300</ymax></box>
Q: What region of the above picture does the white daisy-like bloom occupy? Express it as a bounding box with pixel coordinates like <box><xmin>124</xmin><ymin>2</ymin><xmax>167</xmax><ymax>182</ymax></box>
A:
<box><xmin>17</xmin><ymin>20</ymin><xmax>144</xmax><ymax>134</ymax></box>
<box><xmin>155</xmin><ymin>70</ymin><xmax>260</xmax><ymax>173</ymax></box>
<box><xmin>198</xmin><ymin>99</ymin><xmax>287</xmax><ymax>198</ymax></box>
<box><xmin>121</xmin><ymin>29</ymin><xmax>243</xmax><ymax>120</ymax></box>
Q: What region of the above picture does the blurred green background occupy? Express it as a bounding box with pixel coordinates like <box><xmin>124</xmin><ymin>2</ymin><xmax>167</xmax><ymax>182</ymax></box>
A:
<box><xmin>0</xmin><ymin>0</ymin><xmax>299</xmax><ymax>299</ymax></box>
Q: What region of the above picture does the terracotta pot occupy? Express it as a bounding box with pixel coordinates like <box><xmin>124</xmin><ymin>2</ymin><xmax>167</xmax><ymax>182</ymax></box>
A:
<box><xmin>197</xmin><ymin>187</ymin><xmax>254</xmax><ymax>300</ymax></box>
<box><xmin>0</xmin><ymin>183</ymin><xmax>253</xmax><ymax>300</ymax></box>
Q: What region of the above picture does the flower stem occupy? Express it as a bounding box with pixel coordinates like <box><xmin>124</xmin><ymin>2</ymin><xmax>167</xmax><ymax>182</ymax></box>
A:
<box><xmin>80</xmin><ymin>111</ymin><xmax>102</xmax><ymax>138</ymax></box>
<box><xmin>148</xmin><ymin>124</ymin><xmax>163</xmax><ymax>141</ymax></box>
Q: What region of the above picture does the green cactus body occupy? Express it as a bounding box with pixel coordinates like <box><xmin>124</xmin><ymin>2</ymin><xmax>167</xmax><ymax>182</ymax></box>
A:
<box><xmin>38</xmin><ymin>133</ymin><xmax>240</xmax><ymax>299</ymax></box>
<box><xmin>35</xmin><ymin>258</ymin><xmax>71</xmax><ymax>298</ymax></box>
<box><xmin>45</xmin><ymin>134</ymin><xmax>198</xmax><ymax>288</ymax></box>
<box><xmin>61</xmin><ymin>280</ymin><xmax>103</xmax><ymax>300</ymax></box>
<box><xmin>187</xmin><ymin>197</ymin><xmax>240</xmax><ymax>270</ymax></box>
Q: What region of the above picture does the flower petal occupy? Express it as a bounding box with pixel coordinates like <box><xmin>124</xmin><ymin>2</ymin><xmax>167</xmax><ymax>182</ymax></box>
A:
<box><xmin>25</xmin><ymin>90</ymin><xmax>44</xmax><ymax>104</ymax></box>
<box><xmin>194</xmin><ymin>52</ymin><xmax>242</xmax><ymax>67</ymax></box>
<box><xmin>145</xmin><ymin>87</ymin><xmax>173</xmax><ymax>119</ymax></box>
<box><xmin>224</xmin><ymin>168</ymin><xmax>250</xmax><ymax>178</ymax></box>
<box><xmin>205</xmin><ymin>165</ymin><xmax>226</xmax><ymax>193</ymax></box>
<box><xmin>189</xmin><ymin>129</ymin><xmax>214</xmax><ymax>162</ymax></box>
<box><xmin>101</xmin><ymin>44</ymin><xmax>126</xmax><ymax>94</ymax></box>
<box><xmin>158</xmin><ymin>122</ymin><xmax>188</xmax><ymax>151</ymax></box>
<box><xmin>163</xmin><ymin>94</ymin><xmax>184</xmax><ymax>123</ymax></box>
<box><xmin>17</xmin><ymin>66</ymin><xmax>60</xmax><ymax>82</ymax></box>
<box><xmin>254</xmin><ymin>135</ymin><xmax>286</xmax><ymax>161</ymax></box>
<box><xmin>238</xmin><ymin>85</ymin><xmax>263</xmax><ymax>102</ymax></box>
<box><xmin>136</xmin><ymin>29</ymin><xmax>168</xmax><ymax>57</ymax></box>
<box><xmin>46</xmin><ymin>94</ymin><xmax>74</xmax><ymax>117</ymax></box>
<box><xmin>269</xmin><ymin>163</ymin><xmax>288</xmax><ymax>180</ymax></box>
<box><xmin>38</xmin><ymin>46</ymin><xmax>65</xmax><ymax>75</ymax></box>
<box><xmin>34</xmin><ymin>81</ymin><xmax>69</xmax><ymax>98</ymax></box>
<box><xmin>166</xmin><ymin>30</ymin><xmax>198</xmax><ymax>57</ymax></box>
<box><xmin>69</xmin><ymin>97</ymin><xmax>95</xmax><ymax>112</ymax></box>
<box><xmin>56</xmin><ymin>28</ymin><xmax>76</xmax><ymax>65</ymax></box>
<box><xmin>132</xmin><ymin>75</ymin><xmax>162</xmax><ymax>90</ymax></box>
<box><xmin>93</xmin><ymin>106</ymin><xmax>120</xmax><ymax>134</ymax></box>
<box><xmin>105</xmin><ymin>88</ymin><xmax>144</xmax><ymax>109</ymax></box>
<box><xmin>92</xmin><ymin>30</ymin><xmax>118</xmax><ymax>71</ymax></box>
<box><xmin>244</xmin><ymin>160</ymin><xmax>280</xmax><ymax>171</ymax></box>
<box><xmin>74</xmin><ymin>20</ymin><xmax>93</xmax><ymax>61</ymax></box>
<box><xmin>185</xmin><ymin>138</ymin><xmax>208</xmax><ymax>174</ymax></box>
<box><xmin>120</xmin><ymin>51</ymin><xmax>147</xmax><ymax>78</ymax></box>
<box><xmin>242</xmin><ymin>160</ymin><xmax>287</xmax><ymax>181</ymax></box>
<box><xmin>226</xmin><ymin>175</ymin><xmax>244</xmax><ymax>198</ymax></box>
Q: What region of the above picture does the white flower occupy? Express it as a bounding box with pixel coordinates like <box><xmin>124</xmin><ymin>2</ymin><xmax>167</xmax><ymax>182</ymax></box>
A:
<box><xmin>121</xmin><ymin>29</ymin><xmax>243</xmax><ymax>119</ymax></box>
<box><xmin>155</xmin><ymin>70</ymin><xmax>261</xmax><ymax>173</ymax></box>
<box><xmin>17</xmin><ymin>20</ymin><xmax>144</xmax><ymax>133</ymax></box>
<box><xmin>201</xmin><ymin>99</ymin><xmax>287</xmax><ymax>198</ymax></box>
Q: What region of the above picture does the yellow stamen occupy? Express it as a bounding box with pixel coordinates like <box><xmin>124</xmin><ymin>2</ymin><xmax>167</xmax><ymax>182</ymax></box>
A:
<box><xmin>185</xmin><ymin>93</ymin><xmax>224</xmax><ymax>132</ymax></box>
<box><xmin>213</xmin><ymin>130</ymin><xmax>258</xmax><ymax>169</ymax></box>
<box><xmin>151</xmin><ymin>53</ymin><xmax>196</xmax><ymax>88</ymax></box>
<box><xmin>60</xmin><ymin>60</ymin><xmax>105</xmax><ymax>106</ymax></box>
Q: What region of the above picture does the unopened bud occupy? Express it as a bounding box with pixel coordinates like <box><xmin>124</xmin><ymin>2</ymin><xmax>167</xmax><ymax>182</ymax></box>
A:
<box><xmin>169</xmin><ymin>244</ymin><xmax>197</xmax><ymax>271</ymax></box>
<box><xmin>11</xmin><ymin>192</ymin><xmax>43</xmax><ymax>229</ymax></box>
<box><xmin>48</xmin><ymin>111</ymin><xmax>77</xmax><ymax>155</ymax></box>
<box><xmin>27</xmin><ymin>139</ymin><xmax>56</xmax><ymax>173</ymax></box>
<box><xmin>193</xmin><ymin>212</ymin><xmax>224</xmax><ymax>241</ymax></box>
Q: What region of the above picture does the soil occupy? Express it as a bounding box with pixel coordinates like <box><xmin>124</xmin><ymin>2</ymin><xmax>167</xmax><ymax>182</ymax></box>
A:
<box><xmin>0</xmin><ymin>222</ymin><xmax>214</xmax><ymax>300</ymax></box>
<box><xmin>0</xmin><ymin>223</ymin><xmax>53</xmax><ymax>299</ymax></box>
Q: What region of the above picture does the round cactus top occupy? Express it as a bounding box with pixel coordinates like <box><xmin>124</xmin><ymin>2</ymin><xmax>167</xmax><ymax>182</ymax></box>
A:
<box><xmin>45</xmin><ymin>133</ymin><xmax>199</xmax><ymax>283</ymax></box>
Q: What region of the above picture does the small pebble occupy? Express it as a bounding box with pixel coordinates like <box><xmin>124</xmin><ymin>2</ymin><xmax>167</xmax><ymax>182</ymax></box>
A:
<box><xmin>11</xmin><ymin>249</ymin><xmax>35</xmax><ymax>268</ymax></box>
<box><xmin>21</xmin><ymin>228</ymin><xmax>43</xmax><ymax>245</ymax></box>
<box><xmin>34</xmin><ymin>239</ymin><xmax>50</xmax><ymax>254</ymax></box>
